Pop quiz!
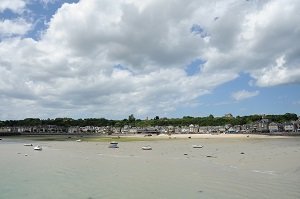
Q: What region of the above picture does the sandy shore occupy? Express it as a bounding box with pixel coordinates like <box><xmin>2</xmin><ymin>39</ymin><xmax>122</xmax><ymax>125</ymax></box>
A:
<box><xmin>122</xmin><ymin>133</ymin><xmax>293</xmax><ymax>139</ymax></box>
<box><xmin>1</xmin><ymin>133</ymin><xmax>294</xmax><ymax>143</ymax></box>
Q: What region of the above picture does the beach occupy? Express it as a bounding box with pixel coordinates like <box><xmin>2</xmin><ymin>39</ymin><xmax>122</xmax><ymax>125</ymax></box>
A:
<box><xmin>1</xmin><ymin>135</ymin><xmax>300</xmax><ymax>199</ymax></box>
<box><xmin>144</xmin><ymin>133</ymin><xmax>292</xmax><ymax>139</ymax></box>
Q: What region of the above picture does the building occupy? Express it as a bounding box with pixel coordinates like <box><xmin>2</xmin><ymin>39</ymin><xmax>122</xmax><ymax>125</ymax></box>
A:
<box><xmin>0</xmin><ymin>127</ymin><xmax>11</xmax><ymax>133</ymax></box>
<box><xmin>198</xmin><ymin>126</ymin><xmax>208</xmax><ymax>134</ymax></box>
<box><xmin>68</xmin><ymin>126</ymin><xmax>80</xmax><ymax>134</ymax></box>
<box><xmin>284</xmin><ymin>122</ymin><xmax>294</xmax><ymax>132</ymax></box>
<box><xmin>189</xmin><ymin>124</ymin><xmax>199</xmax><ymax>133</ymax></box>
<box><xmin>292</xmin><ymin>120</ymin><xmax>300</xmax><ymax>132</ymax></box>
<box><xmin>269</xmin><ymin>122</ymin><xmax>279</xmax><ymax>133</ymax></box>
<box><xmin>257</xmin><ymin>119</ymin><xmax>270</xmax><ymax>133</ymax></box>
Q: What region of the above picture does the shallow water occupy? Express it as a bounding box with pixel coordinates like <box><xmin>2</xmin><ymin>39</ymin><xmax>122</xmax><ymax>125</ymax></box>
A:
<box><xmin>1</xmin><ymin>137</ymin><xmax>300</xmax><ymax>199</ymax></box>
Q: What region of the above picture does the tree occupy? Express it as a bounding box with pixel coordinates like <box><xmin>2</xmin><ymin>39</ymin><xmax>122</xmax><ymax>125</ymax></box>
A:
<box><xmin>128</xmin><ymin>114</ymin><xmax>136</xmax><ymax>125</ymax></box>
<box><xmin>208</xmin><ymin>114</ymin><xmax>214</xmax><ymax>119</ymax></box>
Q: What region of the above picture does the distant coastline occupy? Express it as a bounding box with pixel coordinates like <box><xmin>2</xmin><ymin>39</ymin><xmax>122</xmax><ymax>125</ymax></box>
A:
<box><xmin>1</xmin><ymin>113</ymin><xmax>300</xmax><ymax>137</ymax></box>
<box><xmin>1</xmin><ymin>133</ymin><xmax>299</xmax><ymax>141</ymax></box>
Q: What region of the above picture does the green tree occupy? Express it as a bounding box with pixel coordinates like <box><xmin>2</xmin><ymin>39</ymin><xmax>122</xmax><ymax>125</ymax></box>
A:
<box><xmin>128</xmin><ymin>114</ymin><xmax>136</xmax><ymax>126</ymax></box>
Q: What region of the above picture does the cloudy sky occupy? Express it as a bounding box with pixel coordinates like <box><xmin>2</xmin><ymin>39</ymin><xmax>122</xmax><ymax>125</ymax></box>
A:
<box><xmin>0</xmin><ymin>0</ymin><xmax>299</xmax><ymax>120</ymax></box>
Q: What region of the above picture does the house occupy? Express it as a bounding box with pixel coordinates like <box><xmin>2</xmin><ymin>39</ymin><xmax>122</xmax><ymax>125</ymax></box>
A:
<box><xmin>189</xmin><ymin>124</ymin><xmax>199</xmax><ymax>133</ymax></box>
<box><xmin>218</xmin><ymin>126</ymin><xmax>226</xmax><ymax>133</ymax></box>
<box><xmin>0</xmin><ymin>127</ymin><xmax>21</xmax><ymax>135</ymax></box>
<box><xmin>269</xmin><ymin>122</ymin><xmax>279</xmax><ymax>133</ymax></box>
<box><xmin>234</xmin><ymin>125</ymin><xmax>242</xmax><ymax>133</ymax></box>
<box><xmin>68</xmin><ymin>126</ymin><xmax>80</xmax><ymax>134</ymax></box>
<box><xmin>112</xmin><ymin>127</ymin><xmax>121</xmax><ymax>134</ymax></box>
<box><xmin>121</xmin><ymin>125</ymin><xmax>130</xmax><ymax>134</ymax></box>
<box><xmin>20</xmin><ymin>126</ymin><xmax>33</xmax><ymax>133</ymax></box>
<box><xmin>129</xmin><ymin>127</ymin><xmax>138</xmax><ymax>134</ymax></box>
<box><xmin>292</xmin><ymin>120</ymin><xmax>300</xmax><ymax>132</ymax></box>
<box><xmin>209</xmin><ymin>126</ymin><xmax>219</xmax><ymax>134</ymax></box>
<box><xmin>241</xmin><ymin>124</ymin><xmax>251</xmax><ymax>133</ymax></box>
<box><xmin>283</xmin><ymin>122</ymin><xmax>294</xmax><ymax>132</ymax></box>
<box><xmin>248</xmin><ymin>122</ymin><xmax>258</xmax><ymax>133</ymax></box>
<box><xmin>181</xmin><ymin>126</ymin><xmax>189</xmax><ymax>134</ymax></box>
<box><xmin>257</xmin><ymin>119</ymin><xmax>270</xmax><ymax>133</ymax></box>
<box><xmin>199</xmin><ymin>126</ymin><xmax>208</xmax><ymax>134</ymax></box>
<box><xmin>227</xmin><ymin>127</ymin><xmax>236</xmax><ymax>134</ymax></box>
<box><xmin>174</xmin><ymin>126</ymin><xmax>182</xmax><ymax>134</ymax></box>
<box><xmin>0</xmin><ymin>127</ymin><xmax>11</xmax><ymax>133</ymax></box>
<box><xmin>167</xmin><ymin>126</ymin><xmax>175</xmax><ymax>134</ymax></box>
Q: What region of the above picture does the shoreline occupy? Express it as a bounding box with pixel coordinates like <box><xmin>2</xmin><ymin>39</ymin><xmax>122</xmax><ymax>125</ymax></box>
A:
<box><xmin>1</xmin><ymin>133</ymin><xmax>298</xmax><ymax>142</ymax></box>
<box><xmin>122</xmin><ymin>133</ymin><xmax>296</xmax><ymax>139</ymax></box>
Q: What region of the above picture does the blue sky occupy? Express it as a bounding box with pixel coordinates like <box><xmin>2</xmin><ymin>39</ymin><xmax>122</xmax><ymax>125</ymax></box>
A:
<box><xmin>0</xmin><ymin>0</ymin><xmax>79</xmax><ymax>39</ymax></box>
<box><xmin>25</xmin><ymin>0</ymin><xmax>79</xmax><ymax>39</ymax></box>
<box><xmin>0</xmin><ymin>0</ymin><xmax>299</xmax><ymax>120</ymax></box>
<box><xmin>187</xmin><ymin>74</ymin><xmax>300</xmax><ymax>117</ymax></box>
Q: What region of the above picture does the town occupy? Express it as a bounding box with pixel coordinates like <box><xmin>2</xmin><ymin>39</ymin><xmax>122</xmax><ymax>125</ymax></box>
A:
<box><xmin>1</xmin><ymin>114</ymin><xmax>300</xmax><ymax>136</ymax></box>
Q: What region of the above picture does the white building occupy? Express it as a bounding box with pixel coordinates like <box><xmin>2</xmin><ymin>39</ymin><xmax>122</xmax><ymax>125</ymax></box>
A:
<box><xmin>284</xmin><ymin>123</ymin><xmax>294</xmax><ymax>132</ymax></box>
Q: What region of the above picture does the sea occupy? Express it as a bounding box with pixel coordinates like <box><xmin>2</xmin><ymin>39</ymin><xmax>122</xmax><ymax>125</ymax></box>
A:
<box><xmin>1</xmin><ymin>137</ymin><xmax>300</xmax><ymax>199</ymax></box>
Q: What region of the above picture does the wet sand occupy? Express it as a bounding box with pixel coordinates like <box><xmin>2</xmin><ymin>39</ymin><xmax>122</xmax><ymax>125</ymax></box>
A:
<box><xmin>141</xmin><ymin>133</ymin><xmax>292</xmax><ymax>139</ymax></box>
<box><xmin>1</xmin><ymin>136</ymin><xmax>300</xmax><ymax>199</ymax></box>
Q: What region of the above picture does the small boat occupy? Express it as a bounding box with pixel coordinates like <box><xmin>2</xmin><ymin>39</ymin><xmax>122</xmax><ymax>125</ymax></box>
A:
<box><xmin>24</xmin><ymin>144</ymin><xmax>33</xmax><ymax>146</ymax></box>
<box><xmin>34</xmin><ymin>145</ymin><xmax>42</xmax><ymax>151</ymax></box>
<box><xmin>142</xmin><ymin>146</ymin><xmax>152</xmax><ymax>150</ymax></box>
<box><xmin>192</xmin><ymin>145</ymin><xmax>203</xmax><ymax>148</ymax></box>
<box><xmin>108</xmin><ymin>141</ymin><xmax>119</xmax><ymax>148</ymax></box>
<box><xmin>76</xmin><ymin>139</ymin><xmax>82</xmax><ymax>142</ymax></box>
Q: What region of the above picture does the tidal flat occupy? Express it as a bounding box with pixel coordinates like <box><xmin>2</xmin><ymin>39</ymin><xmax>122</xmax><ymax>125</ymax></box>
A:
<box><xmin>1</xmin><ymin>136</ymin><xmax>300</xmax><ymax>199</ymax></box>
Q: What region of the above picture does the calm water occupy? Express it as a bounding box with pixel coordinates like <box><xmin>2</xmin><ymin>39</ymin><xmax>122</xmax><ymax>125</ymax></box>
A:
<box><xmin>1</xmin><ymin>137</ymin><xmax>300</xmax><ymax>199</ymax></box>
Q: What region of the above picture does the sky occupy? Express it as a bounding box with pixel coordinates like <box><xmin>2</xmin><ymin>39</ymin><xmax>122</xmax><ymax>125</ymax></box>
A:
<box><xmin>0</xmin><ymin>0</ymin><xmax>299</xmax><ymax>120</ymax></box>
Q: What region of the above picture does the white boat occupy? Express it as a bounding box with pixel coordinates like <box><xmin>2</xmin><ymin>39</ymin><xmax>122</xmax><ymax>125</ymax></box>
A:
<box><xmin>76</xmin><ymin>139</ymin><xmax>82</xmax><ymax>142</ymax></box>
<box><xmin>142</xmin><ymin>146</ymin><xmax>152</xmax><ymax>150</ymax></box>
<box><xmin>192</xmin><ymin>145</ymin><xmax>203</xmax><ymax>148</ymax></box>
<box><xmin>34</xmin><ymin>145</ymin><xmax>42</xmax><ymax>151</ymax></box>
<box><xmin>108</xmin><ymin>141</ymin><xmax>119</xmax><ymax>148</ymax></box>
<box><xmin>24</xmin><ymin>144</ymin><xmax>33</xmax><ymax>146</ymax></box>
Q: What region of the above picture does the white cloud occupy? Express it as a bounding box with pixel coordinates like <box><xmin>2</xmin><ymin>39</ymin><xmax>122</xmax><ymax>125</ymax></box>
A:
<box><xmin>232</xmin><ymin>90</ymin><xmax>259</xmax><ymax>101</ymax></box>
<box><xmin>0</xmin><ymin>0</ymin><xmax>26</xmax><ymax>13</ymax></box>
<box><xmin>0</xmin><ymin>18</ymin><xmax>31</xmax><ymax>37</ymax></box>
<box><xmin>201</xmin><ymin>0</ymin><xmax>300</xmax><ymax>85</ymax></box>
<box><xmin>0</xmin><ymin>0</ymin><xmax>299</xmax><ymax>119</ymax></box>
<box><xmin>252</xmin><ymin>55</ymin><xmax>300</xmax><ymax>87</ymax></box>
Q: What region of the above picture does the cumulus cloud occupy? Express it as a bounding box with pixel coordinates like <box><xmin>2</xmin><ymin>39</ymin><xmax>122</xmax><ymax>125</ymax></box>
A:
<box><xmin>202</xmin><ymin>0</ymin><xmax>300</xmax><ymax>83</ymax></box>
<box><xmin>0</xmin><ymin>0</ymin><xmax>299</xmax><ymax>119</ymax></box>
<box><xmin>0</xmin><ymin>0</ymin><xmax>26</xmax><ymax>13</ymax></box>
<box><xmin>0</xmin><ymin>18</ymin><xmax>31</xmax><ymax>37</ymax></box>
<box><xmin>251</xmin><ymin>55</ymin><xmax>300</xmax><ymax>87</ymax></box>
<box><xmin>232</xmin><ymin>90</ymin><xmax>259</xmax><ymax>101</ymax></box>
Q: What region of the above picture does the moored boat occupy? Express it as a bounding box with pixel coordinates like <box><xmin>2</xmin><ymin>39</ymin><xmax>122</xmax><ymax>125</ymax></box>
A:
<box><xmin>192</xmin><ymin>145</ymin><xmax>203</xmax><ymax>148</ymax></box>
<box><xmin>109</xmin><ymin>141</ymin><xmax>119</xmax><ymax>148</ymax></box>
<box><xmin>34</xmin><ymin>145</ymin><xmax>42</xmax><ymax>151</ymax></box>
<box><xmin>24</xmin><ymin>144</ymin><xmax>33</xmax><ymax>146</ymax></box>
<box><xmin>142</xmin><ymin>146</ymin><xmax>152</xmax><ymax>150</ymax></box>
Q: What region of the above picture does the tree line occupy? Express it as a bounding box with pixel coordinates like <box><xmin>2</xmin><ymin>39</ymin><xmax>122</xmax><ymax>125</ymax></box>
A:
<box><xmin>0</xmin><ymin>113</ymin><xmax>298</xmax><ymax>128</ymax></box>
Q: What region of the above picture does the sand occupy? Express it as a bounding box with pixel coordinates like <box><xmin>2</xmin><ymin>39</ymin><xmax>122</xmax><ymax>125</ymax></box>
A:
<box><xmin>122</xmin><ymin>133</ymin><xmax>292</xmax><ymax>139</ymax></box>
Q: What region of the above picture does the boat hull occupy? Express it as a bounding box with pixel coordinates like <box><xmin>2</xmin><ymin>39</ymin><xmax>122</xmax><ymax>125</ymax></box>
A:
<box><xmin>142</xmin><ymin>146</ymin><xmax>152</xmax><ymax>150</ymax></box>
